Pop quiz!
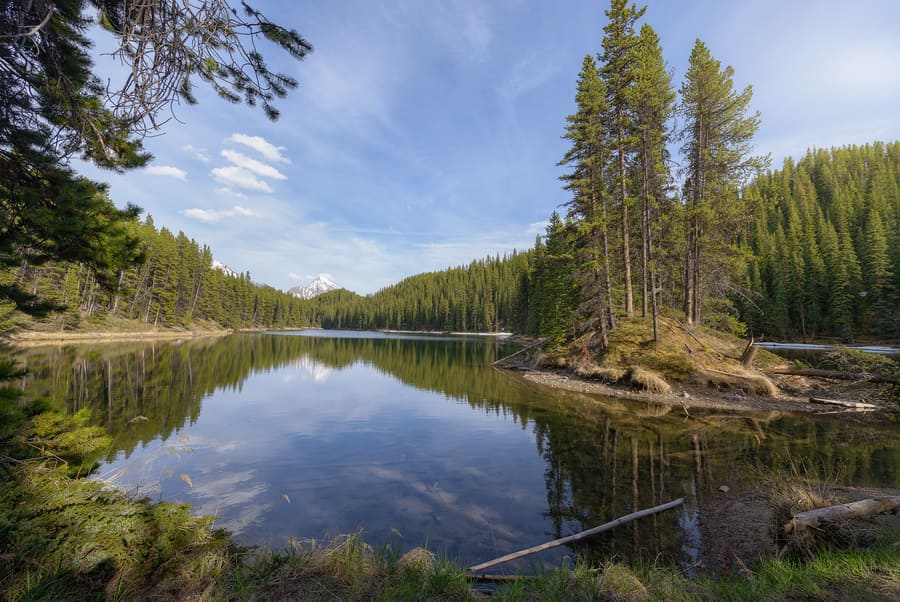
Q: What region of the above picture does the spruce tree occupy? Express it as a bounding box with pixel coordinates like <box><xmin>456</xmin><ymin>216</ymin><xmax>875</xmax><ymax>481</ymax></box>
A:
<box><xmin>677</xmin><ymin>39</ymin><xmax>765</xmax><ymax>325</ymax></box>
<box><xmin>631</xmin><ymin>24</ymin><xmax>674</xmax><ymax>341</ymax></box>
<box><xmin>559</xmin><ymin>55</ymin><xmax>614</xmax><ymax>348</ymax></box>
<box><xmin>599</xmin><ymin>0</ymin><xmax>645</xmax><ymax>318</ymax></box>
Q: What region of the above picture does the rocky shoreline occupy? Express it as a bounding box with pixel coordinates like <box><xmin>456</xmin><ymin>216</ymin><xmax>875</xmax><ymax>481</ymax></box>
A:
<box><xmin>516</xmin><ymin>367</ymin><xmax>888</xmax><ymax>415</ymax></box>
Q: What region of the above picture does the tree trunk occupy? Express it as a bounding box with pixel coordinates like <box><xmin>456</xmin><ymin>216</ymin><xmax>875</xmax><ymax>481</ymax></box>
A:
<box><xmin>740</xmin><ymin>338</ymin><xmax>758</xmax><ymax>368</ymax></box>
<box><xmin>617</xmin><ymin>118</ymin><xmax>633</xmax><ymax>316</ymax></box>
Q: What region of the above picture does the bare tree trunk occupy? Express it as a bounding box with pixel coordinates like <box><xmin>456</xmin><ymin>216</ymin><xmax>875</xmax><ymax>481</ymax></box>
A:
<box><xmin>601</xmin><ymin>196</ymin><xmax>616</xmax><ymax>330</ymax></box>
<box><xmin>618</xmin><ymin>121</ymin><xmax>633</xmax><ymax>316</ymax></box>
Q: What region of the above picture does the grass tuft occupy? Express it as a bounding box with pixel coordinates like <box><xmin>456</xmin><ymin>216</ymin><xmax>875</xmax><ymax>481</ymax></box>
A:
<box><xmin>628</xmin><ymin>366</ymin><xmax>672</xmax><ymax>394</ymax></box>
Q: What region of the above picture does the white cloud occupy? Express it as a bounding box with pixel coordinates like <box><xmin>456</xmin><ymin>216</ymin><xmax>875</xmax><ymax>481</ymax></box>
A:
<box><xmin>287</xmin><ymin>272</ymin><xmax>303</xmax><ymax>282</ymax></box>
<box><xmin>215</xmin><ymin>187</ymin><xmax>248</xmax><ymax>200</ymax></box>
<box><xmin>221</xmin><ymin>149</ymin><xmax>287</xmax><ymax>180</ymax></box>
<box><xmin>227</xmin><ymin>133</ymin><xmax>290</xmax><ymax>163</ymax></box>
<box><xmin>526</xmin><ymin>220</ymin><xmax>549</xmax><ymax>236</ymax></box>
<box><xmin>183</xmin><ymin>144</ymin><xmax>210</xmax><ymax>163</ymax></box>
<box><xmin>211</xmin><ymin>166</ymin><xmax>273</xmax><ymax>192</ymax></box>
<box><xmin>144</xmin><ymin>165</ymin><xmax>187</xmax><ymax>180</ymax></box>
<box><xmin>183</xmin><ymin>205</ymin><xmax>259</xmax><ymax>223</ymax></box>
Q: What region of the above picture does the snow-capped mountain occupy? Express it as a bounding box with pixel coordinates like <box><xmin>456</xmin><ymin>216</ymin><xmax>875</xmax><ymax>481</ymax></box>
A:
<box><xmin>212</xmin><ymin>259</ymin><xmax>238</xmax><ymax>278</ymax></box>
<box><xmin>288</xmin><ymin>274</ymin><xmax>338</xmax><ymax>299</ymax></box>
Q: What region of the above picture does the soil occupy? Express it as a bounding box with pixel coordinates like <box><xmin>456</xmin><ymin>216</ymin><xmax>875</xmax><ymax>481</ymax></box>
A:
<box><xmin>697</xmin><ymin>485</ymin><xmax>900</xmax><ymax>577</ymax></box>
<box><xmin>515</xmin><ymin>368</ymin><xmax>898</xmax><ymax>416</ymax></box>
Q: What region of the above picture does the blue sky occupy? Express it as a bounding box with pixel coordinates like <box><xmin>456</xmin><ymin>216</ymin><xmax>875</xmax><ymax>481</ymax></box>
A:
<box><xmin>77</xmin><ymin>0</ymin><xmax>900</xmax><ymax>295</ymax></box>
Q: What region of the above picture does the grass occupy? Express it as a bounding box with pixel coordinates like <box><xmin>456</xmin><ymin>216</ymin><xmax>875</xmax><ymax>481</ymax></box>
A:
<box><xmin>562</xmin><ymin>315</ymin><xmax>781</xmax><ymax>397</ymax></box>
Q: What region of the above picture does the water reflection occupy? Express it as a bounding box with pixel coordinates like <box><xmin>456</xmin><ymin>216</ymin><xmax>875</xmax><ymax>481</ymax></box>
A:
<box><xmin>13</xmin><ymin>331</ymin><xmax>900</xmax><ymax>569</ymax></box>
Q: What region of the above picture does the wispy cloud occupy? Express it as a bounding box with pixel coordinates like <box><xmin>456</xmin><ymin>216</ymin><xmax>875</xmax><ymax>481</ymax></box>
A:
<box><xmin>183</xmin><ymin>205</ymin><xmax>259</xmax><ymax>223</ymax></box>
<box><xmin>227</xmin><ymin>133</ymin><xmax>290</xmax><ymax>164</ymax></box>
<box><xmin>221</xmin><ymin>149</ymin><xmax>287</xmax><ymax>180</ymax></box>
<box><xmin>215</xmin><ymin>187</ymin><xmax>248</xmax><ymax>200</ymax></box>
<box><xmin>211</xmin><ymin>166</ymin><xmax>273</xmax><ymax>192</ymax></box>
<box><xmin>183</xmin><ymin>144</ymin><xmax>210</xmax><ymax>163</ymax></box>
<box><xmin>144</xmin><ymin>165</ymin><xmax>187</xmax><ymax>180</ymax></box>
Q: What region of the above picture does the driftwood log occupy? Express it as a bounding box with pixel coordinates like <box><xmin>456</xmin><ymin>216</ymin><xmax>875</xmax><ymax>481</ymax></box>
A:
<box><xmin>468</xmin><ymin>498</ymin><xmax>684</xmax><ymax>573</ymax></box>
<box><xmin>809</xmin><ymin>397</ymin><xmax>880</xmax><ymax>409</ymax></box>
<box><xmin>763</xmin><ymin>367</ymin><xmax>899</xmax><ymax>385</ymax></box>
<box><xmin>785</xmin><ymin>496</ymin><xmax>900</xmax><ymax>534</ymax></box>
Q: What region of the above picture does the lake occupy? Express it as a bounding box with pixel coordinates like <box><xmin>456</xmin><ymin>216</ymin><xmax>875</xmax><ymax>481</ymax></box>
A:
<box><xmin>15</xmin><ymin>331</ymin><xmax>900</xmax><ymax>570</ymax></box>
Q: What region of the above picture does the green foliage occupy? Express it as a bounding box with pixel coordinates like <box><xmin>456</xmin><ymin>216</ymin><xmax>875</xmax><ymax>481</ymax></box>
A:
<box><xmin>739</xmin><ymin>143</ymin><xmax>900</xmax><ymax>341</ymax></box>
<box><xmin>14</xmin><ymin>217</ymin><xmax>315</xmax><ymax>331</ymax></box>
<box><xmin>677</xmin><ymin>39</ymin><xmax>766</xmax><ymax>326</ymax></box>
<box><xmin>1</xmin><ymin>1</ymin><xmax>310</xmax><ymax>328</ymax></box>
<box><xmin>303</xmin><ymin>251</ymin><xmax>533</xmax><ymax>333</ymax></box>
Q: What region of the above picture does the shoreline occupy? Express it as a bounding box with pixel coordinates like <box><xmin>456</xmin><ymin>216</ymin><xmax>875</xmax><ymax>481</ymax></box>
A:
<box><xmin>5</xmin><ymin>328</ymin><xmax>232</xmax><ymax>347</ymax></box>
<box><xmin>515</xmin><ymin>367</ymin><xmax>889</xmax><ymax>415</ymax></box>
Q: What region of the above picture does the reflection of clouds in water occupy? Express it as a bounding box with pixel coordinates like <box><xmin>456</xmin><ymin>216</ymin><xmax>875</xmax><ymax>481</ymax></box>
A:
<box><xmin>368</xmin><ymin>465</ymin><xmax>524</xmax><ymax>547</ymax></box>
<box><xmin>190</xmin><ymin>470</ymin><xmax>271</xmax><ymax>535</ymax></box>
<box><xmin>288</xmin><ymin>355</ymin><xmax>334</xmax><ymax>383</ymax></box>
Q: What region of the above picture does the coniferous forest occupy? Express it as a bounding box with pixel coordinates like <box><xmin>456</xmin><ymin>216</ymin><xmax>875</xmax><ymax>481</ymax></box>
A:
<box><xmin>3</xmin><ymin>0</ymin><xmax>897</xmax><ymax>347</ymax></box>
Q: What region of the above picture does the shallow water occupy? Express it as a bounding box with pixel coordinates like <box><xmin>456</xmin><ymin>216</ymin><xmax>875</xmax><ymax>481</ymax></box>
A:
<box><xmin>15</xmin><ymin>331</ymin><xmax>900</xmax><ymax>569</ymax></box>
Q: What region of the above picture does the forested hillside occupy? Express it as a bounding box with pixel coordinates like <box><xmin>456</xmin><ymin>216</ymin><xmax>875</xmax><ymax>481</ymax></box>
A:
<box><xmin>739</xmin><ymin>143</ymin><xmax>899</xmax><ymax>341</ymax></box>
<box><xmin>303</xmin><ymin>252</ymin><xmax>532</xmax><ymax>332</ymax></box>
<box><xmin>13</xmin><ymin>217</ymin><xmax>314</xmax><ymax>330</ymax></box>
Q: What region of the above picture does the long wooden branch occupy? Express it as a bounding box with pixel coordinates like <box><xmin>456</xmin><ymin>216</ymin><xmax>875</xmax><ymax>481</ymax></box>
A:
<box><xmin>763</xmin><ymin>367</ymin><xmax>898</xmax><ymax>385</ymax></box>
<box><xmin>809</xmin><ymin>397</ymin><xmax>880</xmax><ymax>409</ymax></box>
<box><xmin>785</xmin><ymin>496</ymin><xmax>900</xmax><ymax>534</ymax></box>
<box><xmin>467</xmin><ymin>498</ymin><xmax>684</xmax><ymax>573</ymax></box>
<box><xmin>492</xmin><ymin>338</ymin><xmax>547</xmax><ymax>366</ymax></box>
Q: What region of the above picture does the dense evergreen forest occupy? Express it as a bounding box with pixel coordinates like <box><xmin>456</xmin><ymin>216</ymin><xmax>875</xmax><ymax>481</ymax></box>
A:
<box><xmin>302</xmin><ymin>252</ymin><xmax>532</xmax><ymax>332</ymax></box>
<box><xmin>739</xmin><ymin>143</ymin><xmax>900</xmax><ymax>341</ymax></box>
<box><xmin>11</xmin><ymin>216</ymin><xmax>315</xmax><ymax>330</ymax></box>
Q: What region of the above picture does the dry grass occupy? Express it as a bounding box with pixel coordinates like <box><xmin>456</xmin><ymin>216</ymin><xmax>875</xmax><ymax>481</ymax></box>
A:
<box><xmin>761</xmin><ymin>459</ymin><xmax>846</xmax><ymax>556</ymax></box>
<box><xmin>695</xmin><ymin>369</ymin><xmax>779</xmax><ymax>397</ymax></box>
<box><xmin>628</xmin><ymin>366</ymin><xmax>672</xmax><ymax>394</ymax></box>
<box><xmin>565</xmin><ymin>316</ymin><xmax>781</xmax><ymax>398</ymax></box>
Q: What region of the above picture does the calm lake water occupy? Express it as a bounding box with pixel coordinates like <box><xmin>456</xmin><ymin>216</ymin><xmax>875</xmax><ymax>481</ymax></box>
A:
<box><xmin>15</xmin><ymin>331</ymin><xmax>900</xmax><ymax>570</ymax></box>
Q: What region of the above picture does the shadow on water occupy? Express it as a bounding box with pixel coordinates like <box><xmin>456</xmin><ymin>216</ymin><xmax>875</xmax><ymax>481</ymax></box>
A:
<box><xmin>12</xmin><ymin>331</ymin><xmax>900</xmax><ymax>570</ymax></box>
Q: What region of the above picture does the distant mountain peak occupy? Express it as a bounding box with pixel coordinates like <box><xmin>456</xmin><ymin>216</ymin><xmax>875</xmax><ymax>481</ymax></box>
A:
<box><xmin>212</xmin><ymin>259</ymin><xmax>238</xmax><ymax>278</ymax></box>
<box><xmin>288</xmin><ymin>274</ymin><xmax>338</xmax><ymax>299</ymax></box>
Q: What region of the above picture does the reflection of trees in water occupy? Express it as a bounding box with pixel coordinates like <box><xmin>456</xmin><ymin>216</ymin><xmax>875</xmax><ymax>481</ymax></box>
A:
<box><xmin>16</xmin><ymin>333</ymin><xmax>900</xmax><ymax>560</ymax></box>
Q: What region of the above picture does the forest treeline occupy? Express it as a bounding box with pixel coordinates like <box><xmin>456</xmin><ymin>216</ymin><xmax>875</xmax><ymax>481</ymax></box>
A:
<box><xmin>4</xmin><ymin>0</ymin><xmax>897</xmax><ymax>345</ymax></box>
<box><xmin>301</xmin><ymin>253</ymin><xmax>532</xmax><ymax>332</ymax></box>
<box><xmin>739</xmin><ymin>143</ymin><xmax>900</xmax><ymax>341</ymax></box>
<box><xmin>12</xmin><ymin>216</ymin><xmax>316</xmax><ymax>330</ymax></box>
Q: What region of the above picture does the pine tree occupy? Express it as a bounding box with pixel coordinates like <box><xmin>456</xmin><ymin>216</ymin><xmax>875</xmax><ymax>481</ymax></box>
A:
<box><xmin>631</xmin><ymin>24</ymin><xmax>674</xmax><ymax>341</ymax></box>
<box><xmin>599</xmin><ymin>0</ymin><xmax>646</xmax><ymax>317</ymax></box>
<box><xmin>677</xmin><ymin>39</ymin><xmax>765</xmax><ymax>325</ymax></box>
<box><xmin>559</xmin><ymin>55</ymin><xmax>614</xmax><ymax>348</ymax></box>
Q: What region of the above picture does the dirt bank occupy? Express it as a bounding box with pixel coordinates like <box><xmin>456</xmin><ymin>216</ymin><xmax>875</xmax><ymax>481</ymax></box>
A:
<box><xmin>517</xmin><ymin>368</ymin><xmax>893</xmax><ymax>415</ymax></box>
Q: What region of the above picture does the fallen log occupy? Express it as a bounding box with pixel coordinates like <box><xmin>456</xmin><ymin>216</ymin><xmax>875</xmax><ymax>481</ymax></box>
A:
<box><xmin>467</xmin><ymin>498</ymin><xmax>684</xmax><ymax>573</ymax></box>
<box><xmin>492</xmin><ymin>338</ymin><xmax>547</xmax><ymax>366</ymax></box>
<box><xmin>762</xmin><ymin>367</ymin><xmax>899</xmax><ymax>385</ymax></box>
<box><xmin>784</xmin><ymin>496</ymin><xmax>900</xmax><ymax>534</ymax></box>
<box><xmin>809</xmin><ymin>397</ymin><xmax>880</xmax><ymax>409</ymax></box>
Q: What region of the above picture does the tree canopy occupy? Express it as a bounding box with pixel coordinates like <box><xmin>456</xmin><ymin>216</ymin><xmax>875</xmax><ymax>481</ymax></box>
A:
<box><xmin>1</xmin><ymin>1</ymin><xmax>310</xmax><ymax>320</ymax></box>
